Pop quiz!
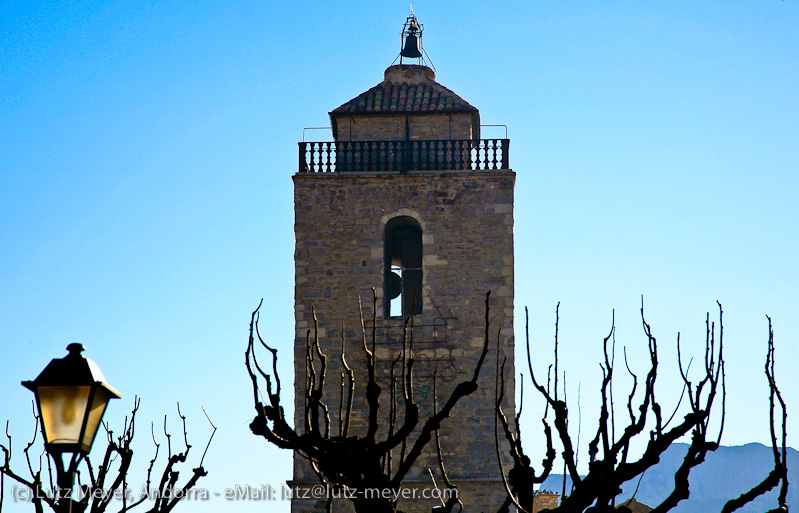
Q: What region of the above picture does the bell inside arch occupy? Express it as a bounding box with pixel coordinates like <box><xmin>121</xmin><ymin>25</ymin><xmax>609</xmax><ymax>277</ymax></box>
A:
<box><xmin>401</xmin><ymin>33</ymin><xmax>422</xmax><ymax>59</ymax></box>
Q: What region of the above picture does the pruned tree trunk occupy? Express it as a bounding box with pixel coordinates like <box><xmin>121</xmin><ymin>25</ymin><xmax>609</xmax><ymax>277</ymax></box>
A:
<box><xmin>495</xmin><ymin>302</ymin><xmax>788</xmax><ymax>513</ymax></box>
<box><xmin>246</xmin><ymin>290</ymin><xmax>494</xmax><ymax>513</ymax></box>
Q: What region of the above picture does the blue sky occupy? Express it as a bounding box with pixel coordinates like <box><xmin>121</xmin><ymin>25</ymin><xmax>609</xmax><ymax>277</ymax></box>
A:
<box><xmin>1</xmin><ymin>2</ymin><xmax>797</xmax><ymax>512</ymax></box>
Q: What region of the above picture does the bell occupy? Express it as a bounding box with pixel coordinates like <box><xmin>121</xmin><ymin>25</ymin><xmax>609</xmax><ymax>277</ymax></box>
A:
<box><xmin>388</xmin><ymin>271</ymin><xmax>402</xmax><ymax>300</ymax></box>
<box><xmin>401</xmin><ymin>33</ymin><xmax>422</xmax><ymax>59</ymax></box>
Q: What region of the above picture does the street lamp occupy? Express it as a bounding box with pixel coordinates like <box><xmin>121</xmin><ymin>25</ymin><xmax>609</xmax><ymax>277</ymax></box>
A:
<box><xmin>22</xmin><ymin>343</ymin><xmax>121</xmax><ymax>511</ymax></box>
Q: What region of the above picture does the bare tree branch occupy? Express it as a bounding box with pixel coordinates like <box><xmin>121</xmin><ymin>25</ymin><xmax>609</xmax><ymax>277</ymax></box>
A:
<box><xmin>496</xmin><ymin>301</ymin><xmax>787</xmax><ymax>513</ymax></box>
<box><xmin>247</xmin><ymin>290</ymin><xmax>495</xmax><ymax>513</ymax></box>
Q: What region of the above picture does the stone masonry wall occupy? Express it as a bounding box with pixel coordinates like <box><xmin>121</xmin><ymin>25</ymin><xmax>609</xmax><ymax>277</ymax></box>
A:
<box><xmin>334</xmin><ymin>112</ymin><xmax>476</xmax><ymax>142</ymax></box>
<box><xmin>534</xmin><ymin>494</ymin><xmax>560</xmax><ymax>512</ymax></box>
<box><xmin>293</xmin><ymin>170</ymin><xmax>515</xmax><ymax>513</ymax></box>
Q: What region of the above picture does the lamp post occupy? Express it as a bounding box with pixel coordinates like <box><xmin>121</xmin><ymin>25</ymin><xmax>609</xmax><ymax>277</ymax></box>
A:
<box><xmin>22</xmin><ymin>343</ymin><xmax>121</xmax><ymax>513</ymax></box>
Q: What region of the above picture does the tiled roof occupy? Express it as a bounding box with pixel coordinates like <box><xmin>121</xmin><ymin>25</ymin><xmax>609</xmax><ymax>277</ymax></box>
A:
<box><xmin>330</xmin><ymin>65</ymin><xmax>478</xmax><ymax>115</ymax></box>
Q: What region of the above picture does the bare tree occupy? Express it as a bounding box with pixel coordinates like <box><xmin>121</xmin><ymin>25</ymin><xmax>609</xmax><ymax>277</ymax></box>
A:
<box><xmin>495</xmin><ymin>302</ymin><xmax>789</xmax><ymax>513</ymax></box>
<box><xmin>0</xmin><ymin>400</ymin><xmax>215</xmax><ymax>513</ymax></box>
<box><xmin>245</xmin><ymin>290</ymin><xmax>493</xmax><ymax>513</ymax></box>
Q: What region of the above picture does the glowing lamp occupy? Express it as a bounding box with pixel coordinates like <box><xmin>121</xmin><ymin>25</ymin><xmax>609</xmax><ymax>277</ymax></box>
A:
<box><xmin>22</xmin><ymin>343</ymin><xmax>121</xmax><ymax>455</ymax></box>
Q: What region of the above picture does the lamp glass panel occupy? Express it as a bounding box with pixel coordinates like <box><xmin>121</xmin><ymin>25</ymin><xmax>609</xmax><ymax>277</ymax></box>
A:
<box><xmin>81</xmin><ymin>388</ymin><xmax>110</xmax><ymax>452</ymax></box>
<box><xmin>38</xmin><ymin>386</ymin><xmax>91</xmax><ymax>446</ymax></box>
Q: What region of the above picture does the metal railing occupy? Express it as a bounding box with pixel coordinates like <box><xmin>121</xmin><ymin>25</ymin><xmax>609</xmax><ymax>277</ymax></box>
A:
<box><xmin>299</xmin><ymin>139</ymin><xmax>509</xmax><ymax>173</ymax></box>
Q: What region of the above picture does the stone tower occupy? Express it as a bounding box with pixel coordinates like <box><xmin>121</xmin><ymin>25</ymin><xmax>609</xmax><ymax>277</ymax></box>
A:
<box><xmin>292</xmin><ymin>17</ymin><xmax>515</xmax><ymax>513</ymax></box>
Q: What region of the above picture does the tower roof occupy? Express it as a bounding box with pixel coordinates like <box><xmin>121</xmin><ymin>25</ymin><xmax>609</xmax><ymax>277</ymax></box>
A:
<box><xmin>331</xmin><ymin>65</ymin><xmax>478</xmax><ymax>115</ymax></box>
<box><xmin>330</xmin><ymin>65</ymin><xmax>479</xmax><ymax>140</ymax></box>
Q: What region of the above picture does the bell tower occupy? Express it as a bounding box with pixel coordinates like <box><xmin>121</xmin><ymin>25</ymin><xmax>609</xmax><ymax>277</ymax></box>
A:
<box><xmin>292</xmin><ymin>13</ymin><xmax>515</xmax><ymax>513</ymax></box>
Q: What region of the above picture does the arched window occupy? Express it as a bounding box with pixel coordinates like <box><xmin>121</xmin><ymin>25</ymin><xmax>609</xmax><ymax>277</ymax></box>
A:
<box><xmin>384</xmin><ymin>217</ymin><xmax>422</xmax><ymax>318</ymax></box>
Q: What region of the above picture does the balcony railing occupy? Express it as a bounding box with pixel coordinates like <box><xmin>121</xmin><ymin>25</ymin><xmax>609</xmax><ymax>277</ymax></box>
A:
<box><xmin>298</xmin><ymin>139</ymin><xmax>509</xmax><ymax>173</ymax></box>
